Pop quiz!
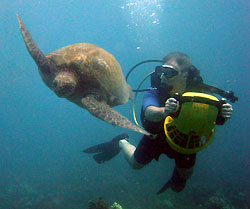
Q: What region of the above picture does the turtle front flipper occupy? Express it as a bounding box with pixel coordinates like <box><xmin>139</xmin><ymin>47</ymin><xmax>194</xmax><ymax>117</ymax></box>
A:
<box><xmin>81</xmin><ymin>96</ymin><xmax>150</xmax><ymax>136</ymax></box>
<box><xmin>16</xmin><ymin>14</ymin><xmax>56</xmax><ymax>74</ymax></box>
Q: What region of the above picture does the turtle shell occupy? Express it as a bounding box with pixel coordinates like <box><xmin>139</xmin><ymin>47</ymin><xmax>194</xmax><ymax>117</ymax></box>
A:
<box><xmin>46</xmin><ymin>43</ymin><xmax>130</xmax><ymax>106</ymax></box>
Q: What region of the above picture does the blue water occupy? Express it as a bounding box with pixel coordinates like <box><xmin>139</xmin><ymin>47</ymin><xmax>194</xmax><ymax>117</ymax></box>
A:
<box><xmin>0</xmin><ymin>1</ymin><xmax>249</xmax><ymax>208</ymax></box>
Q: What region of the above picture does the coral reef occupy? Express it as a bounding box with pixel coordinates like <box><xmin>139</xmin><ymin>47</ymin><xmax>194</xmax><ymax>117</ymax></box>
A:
<box><xmin>87</xmin><ymin>198</ymin><xmax>123</xmax><ymax>209</ymax></box>
<box><xmin>5</xmin><ymin>183</ymin><xmax>38</xmax><ymax>208</ymax></box>
<box><xmin>227</xmin><ymin>190</ymin><xmax>250</xmax><ymax>209</ymax></box>
<box><xmin>155</xmin><ymin>197</ymin><xmax>174</xmax><ymax>209</ymax></box>
<box><xmin>204</xmin><ymin>191</ymin><xmax>235</xmax><ymax>209</ymax></box>
<box><xmin>110</xmin><ymin>202</ymin><xmax>123</xmax><ymax>209</ymax></box>
<box><xmin>87</xmin><ymin>197</ymin><xmax>111</xmax><ymax>209</ymax></box>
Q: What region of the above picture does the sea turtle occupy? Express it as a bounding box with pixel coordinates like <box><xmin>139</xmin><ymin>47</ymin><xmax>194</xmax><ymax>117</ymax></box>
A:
<box><xmin>17</xmin><ymin>14</ymin><xmax>149</xmax><ymax>136</ymax></box>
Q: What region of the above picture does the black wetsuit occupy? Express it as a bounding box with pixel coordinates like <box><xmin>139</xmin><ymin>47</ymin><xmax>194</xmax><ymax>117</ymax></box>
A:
<box><xmin>134</xmin><ymin>88</ymin><xmax>196</xmax><ymax>169</ymax></box>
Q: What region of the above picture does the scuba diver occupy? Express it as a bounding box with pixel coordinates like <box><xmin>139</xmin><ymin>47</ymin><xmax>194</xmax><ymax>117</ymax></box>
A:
<box><xmin>83</xmin><ymin>52</ymin><xmax>237</xmax><ymax>194</ymax></box>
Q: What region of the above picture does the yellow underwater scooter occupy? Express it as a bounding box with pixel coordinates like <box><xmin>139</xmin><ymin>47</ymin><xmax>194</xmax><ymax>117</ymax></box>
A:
<box><xmin>163</xmin><ymin>92</ymin><xmax>224</xmax><ymax>154</ymax></box>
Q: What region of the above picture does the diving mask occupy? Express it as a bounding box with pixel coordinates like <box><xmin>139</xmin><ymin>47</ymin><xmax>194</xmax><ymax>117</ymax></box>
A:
<box><xmin>155</xmin><ymin>64</ymin><xmax>179</xmax><ymax>79</ymax></box>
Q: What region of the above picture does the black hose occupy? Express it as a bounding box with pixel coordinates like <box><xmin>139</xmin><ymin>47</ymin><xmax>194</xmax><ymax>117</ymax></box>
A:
<box><xmin>125</xmin><ymin>59</ymin><xmax>163</xmax><ymax>81</ymax></box>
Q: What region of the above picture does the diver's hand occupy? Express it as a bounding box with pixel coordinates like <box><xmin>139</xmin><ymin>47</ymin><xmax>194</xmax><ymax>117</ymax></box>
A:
<box><xmin>220</xmin><ymin>103</ymin><xmax>233</xmax><ymax>119</ymax></box>
<box><xmin>165</xmin><ymin>98</ymin><xmax>178</xmax><ymax>115</ymax></box>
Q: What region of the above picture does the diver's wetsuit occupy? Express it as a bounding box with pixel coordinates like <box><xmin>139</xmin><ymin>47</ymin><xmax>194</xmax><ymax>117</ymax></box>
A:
<box><xmin>134</xmin><ymin>88</ymin><xmax>196</xmax><ymax>170</ymax></box>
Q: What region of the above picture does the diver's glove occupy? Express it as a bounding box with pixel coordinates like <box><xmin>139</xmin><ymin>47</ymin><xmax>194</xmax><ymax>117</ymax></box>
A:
<box><xmin>220</xmin><ymin>102</ymin><xmax>233</xmax><ymax>119</ymax></box>
<box><xmin>165</xmin><ymin>98</ymin><xmax>178</xmax><ymax>115</ymax></box>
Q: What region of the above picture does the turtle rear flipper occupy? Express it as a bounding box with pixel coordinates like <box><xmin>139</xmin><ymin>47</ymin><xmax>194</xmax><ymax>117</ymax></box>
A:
<box><xmin>81</xmin><ymin>96</ymin><xmax>150</xmax><ymax>136</ymax></box>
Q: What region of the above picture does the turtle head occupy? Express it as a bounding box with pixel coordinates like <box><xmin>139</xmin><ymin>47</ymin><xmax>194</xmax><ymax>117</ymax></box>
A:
<box><xmin>52</xmin><ymin>72</ymin><xmax>78</xmax><ymax>98</ymax></box>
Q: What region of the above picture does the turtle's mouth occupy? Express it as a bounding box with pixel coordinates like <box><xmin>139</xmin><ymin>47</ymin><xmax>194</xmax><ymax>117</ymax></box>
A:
<box><xmin>53</xmin><ymin>73</ymin><xmax>77</xmax><ymax>97</ymax></box>
<box><xmin>53</xmin><ymin>83</ymin><xmax>76</xmax><ymax>97</ymax></box>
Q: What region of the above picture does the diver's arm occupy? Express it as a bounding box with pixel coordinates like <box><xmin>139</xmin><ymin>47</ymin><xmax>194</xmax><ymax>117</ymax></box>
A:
<box><xmin>145</xmin><ymin>98</ymin><xmax>178</xmax><ymax>122</ymax></box>
<box><xmin>144</xmin><ymin>106</ymin><xmax>167</xmax><ymax>122</ymax></box>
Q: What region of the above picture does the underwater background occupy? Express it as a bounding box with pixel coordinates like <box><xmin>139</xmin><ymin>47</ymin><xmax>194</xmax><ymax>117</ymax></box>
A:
<box><xmin>0</xmin><ymin>0</ymin><xmax>249</xmax><ymax>208</ymax></box>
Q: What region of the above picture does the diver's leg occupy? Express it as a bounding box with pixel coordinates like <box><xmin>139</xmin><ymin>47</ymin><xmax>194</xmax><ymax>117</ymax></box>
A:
<box><xmin>170</xmin><ymin>154</ymin><xmax>196</xmax><ymax>192</ymax></box>
<box><xmin>119</xmin><ymin>140</ymin><xmax>144</xmax><ymax>169</ymax></box>
<box><xmin>119</xmin><ymin>135</ymin><xmax>156</xmax><ymax>169</ymax></box>
<box><xmin>176</xmin><ymin>166</ymin><xmax>194</xmax><ymax>179</ymax></box>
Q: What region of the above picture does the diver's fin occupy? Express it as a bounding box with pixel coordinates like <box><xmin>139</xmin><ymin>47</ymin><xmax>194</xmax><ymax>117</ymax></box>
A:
<box><xmin>83</xmin><ymin>133</ymin><xmax>129</xmax><ymax>163</ymax></box>
<box><xmin>157</xmin><ymin>180</ymin><xmax>172</xmax><ymax>194</ymax></box>
<box><xmin>157</xmin><ymin>167</ymin><xmax>187</xmax><ymax>194</ymax></box>
<box><xmin>81</xmin><ymin>95</ymin><xmax>150</xmax><ymax>136</ymax></box>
